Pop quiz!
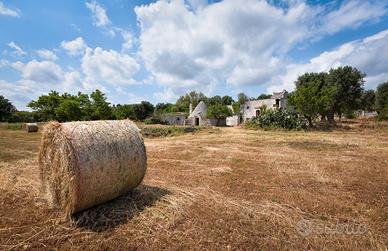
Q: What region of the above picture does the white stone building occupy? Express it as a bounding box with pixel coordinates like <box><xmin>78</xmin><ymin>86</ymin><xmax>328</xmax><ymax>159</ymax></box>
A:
<box><xmin>186</xmin><ymin>101</ymin><xmax>226</xmax><ymax>126</ymax></box>
<box><xmin>226</xmin><ymin>105</ymin><xmax>240</xmax><ymax>126</ymax></box>
<box><xmin>242</xmin><ymin>90</ymin><xmax>288</xmax><ymax>122</ymax></box>
<box><xmin>161</xmin><ymin>112</ymin><xmax>186</xmax><ymax>125</ymax></box>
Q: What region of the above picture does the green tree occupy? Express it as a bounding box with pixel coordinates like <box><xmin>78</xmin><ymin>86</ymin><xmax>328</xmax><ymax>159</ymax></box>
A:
<box><xmin>325</xmin><ymin>66</ymin><xmax>365</xmax><ymax>123</ymax></box>
<box><xmin>207</xmin><ymin>103</ymin><xmax>232</xmax><ymax>126</ymax></box>
<box><xmin>360</xmin><ymin>89</ymin><xmax>375</xmax><ymax>112</ymax></box>
<box><xmin>208</xmin><ymin>95</ymin><xmax>222</xmax><ymax>106</ymax></box>
<box><xmin>176</xmin><ymin>91</ymin><xmax>207</xmax><ymax>113</ymax></box>
<box><xmin>114</xmin><ymin>104</ymin><xmax>135</xmax><ymax>120</ymax></box>
<box><xmin>154</xmin><ymin>103</ymin><xmax>183</xmax><ymax>115</ymax></box>
<box><xmin>257</xmin><ymin>94</ymin><xmax>271</xmax><ymax>100</ymax></box>
<box><xmin>8</xmin><ymin>111</ymin><xmax>41</xmax><ymax>123</ymax></box>
<box><xmin>221</xmin><ymin>95</ymin><xmax>234</xmax><ymax>105</ymax></box>
<box><xmin>295</xmin><ymin>72</ymin><xmax>328</xmax><ymax>89</ymax></box>
<box><xmin>55</xmin><ymin>99</ymin><xmax>83</xmax><ymax>122</ymax></box>
<box><xmin>375</xmin><ymin>82</ymin><xmax>388</xmax><ymax>119</ymax></box>
<box><xmin>0</xmin><ymin>95</ymin><xmax>16</xmax><ymax>122</ymax></box>
<box><xmin>76</xmin><ymin>92</ymin><xmax>92</xmax><ymax>120</ymax></box>
<box><xmin>133</xmin><ymin>101</ymin><xmax>154</xmax><ymax>120</ymax></box>
<box><xmin>290</xmin><ymin>72</ymin><xmax>331</xmax><ymax>126</ymax></box>
<box><xmin>232</xmin><ymin>102</ymin><xmax>241</xmax><ymax>115</ymax></box>
<box><xmin>90</xmin><ymin>89</ymin><xmax>112</xmax><ymax>120</ymax></box>
<box><xmin>237</xmin><ymin>93</ymin><xmax>248</xmax><ymax>104</ymax></box>
<box><xmin>28</xmin><ymin>91</ymin><xmax>62</xmax><ymax>120</ymax></box>
<box><xmin>289</xmin><ymin>81</ymin><xmax>330</xmax><ymax>127</ymax></box>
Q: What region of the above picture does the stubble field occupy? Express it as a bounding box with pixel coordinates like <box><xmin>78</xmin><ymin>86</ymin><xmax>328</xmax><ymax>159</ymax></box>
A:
<box><xmin>0</xmin><ymin>120</ymin><xmax>387</xmax><ymax>250</ymax></box>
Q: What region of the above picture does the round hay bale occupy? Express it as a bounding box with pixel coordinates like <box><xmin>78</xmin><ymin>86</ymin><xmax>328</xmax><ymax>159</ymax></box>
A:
<box><xmin>39</xmin><ymin>120</ymin><xmax>147</xmax><ymax>215</ymax></box>
<box><xmin>25</xmin><ymin>123</ymin><xmax>38</xmax><ymax>133</ymax></box>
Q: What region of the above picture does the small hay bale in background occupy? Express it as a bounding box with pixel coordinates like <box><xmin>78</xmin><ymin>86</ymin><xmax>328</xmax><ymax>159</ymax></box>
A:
<box><xmin>39</xmin><ymin>120</ymin><xmax>147</xmax><ymax>216</ymax></box>
<box><xmin>24</xmin><ymin>123</ymin><xmax>38</xmax><ymax>133</ymax></box>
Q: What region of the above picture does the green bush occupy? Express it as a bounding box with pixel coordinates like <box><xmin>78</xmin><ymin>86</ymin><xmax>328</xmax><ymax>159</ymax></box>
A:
<box><xmin>140</xmin><ymin>126</ymin><xmax>198</xmax><ymax>137</ymax></box>
<box><xmin>344</xmin><ymin>110</ymin><xmax>357</xmax><ymax>119</ymax></box>
<box><xmin>377</xmin><ymin>104</ymin><xmax>388</xmax><ymax>121</ymax></box>
<box><xmin>144</xmin><ymin>117</ymin><xmax>165</xmax><ymax>125</ymax></box>
<box><xmin>245</xmin><ymin>109</ymin><xmax>307</xmax><ymax>130</ymax></box>
<box><xmin>0</xmin><ymin>122</ymin><xmax>23</xmax><ymax>130</ymax></box>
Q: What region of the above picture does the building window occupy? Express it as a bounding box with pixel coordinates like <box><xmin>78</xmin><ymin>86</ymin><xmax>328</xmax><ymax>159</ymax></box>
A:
<box><xmin>246</xmin><ymin>106</ymin><xmax>250</xmax><ymax>110</ymax></box>
<box><xmin>176</xmin><ymin>117</ymin><xmax>180</xmax><ymax>121</ymax></box>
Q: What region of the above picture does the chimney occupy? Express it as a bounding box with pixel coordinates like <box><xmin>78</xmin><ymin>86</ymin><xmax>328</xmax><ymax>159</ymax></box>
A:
<box><xmin>189</xmin><ymin>103</ymin><xmax>193</xmax><ymax>115</ymax></box>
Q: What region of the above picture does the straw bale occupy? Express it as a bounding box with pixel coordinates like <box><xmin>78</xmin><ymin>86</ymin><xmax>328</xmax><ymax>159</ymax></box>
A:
<box><xmin>25</xmin><ymin>123</ymin><xmax>38</xmax><ymax>133</ymax></box>
<box><xmin>39</xmin><ymin>120</ymin><xmax>147</xmax><ymax>215</ymax></box>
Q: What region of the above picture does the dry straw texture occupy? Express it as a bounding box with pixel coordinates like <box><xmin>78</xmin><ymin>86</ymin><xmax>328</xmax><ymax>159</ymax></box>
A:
<box><xmin>39</xmin><ymin>120</ymin><xmax>147</xmax><ymax>216</ymax></box>
<box><xmin>24</xmin><ymin>123</ymin><xmax>38</xmax><ymax>133</ymax></box>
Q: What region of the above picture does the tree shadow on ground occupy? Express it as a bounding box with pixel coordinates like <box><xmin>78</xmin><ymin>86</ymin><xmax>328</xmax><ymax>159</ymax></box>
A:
<box><xmin>72</xmin><ymin>184</ymin><xmax>170</xmax><ymax>232</ymax></box>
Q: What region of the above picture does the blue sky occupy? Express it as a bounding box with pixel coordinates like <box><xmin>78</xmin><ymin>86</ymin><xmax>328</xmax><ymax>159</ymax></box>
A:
<box><xmin>1</xmin><ymin>0</ymin><xmax>388</xmax><ymax>109</ymax></box>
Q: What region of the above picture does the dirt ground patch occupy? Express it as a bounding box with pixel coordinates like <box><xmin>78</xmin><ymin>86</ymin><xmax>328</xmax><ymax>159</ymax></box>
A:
<box><xmin>0</xmin><ymin>121</ymin><xmax>387</xmax><ymax>250</ymax></box>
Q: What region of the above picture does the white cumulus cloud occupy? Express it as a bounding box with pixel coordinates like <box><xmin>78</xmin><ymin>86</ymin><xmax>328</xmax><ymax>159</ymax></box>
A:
<box><xmin>7</xmin><ymin>42</ymin><xmax>26</xmax><ymax>56</ymax></box>
<box><xmin>85</xmin><ymin>0</ymin><xmax>115</xmax><ymax>37</ymax></box>
<box><xmin>135</xmin><ymin>0</ymin><xmax>388</xmax><ymax>99</ymax></box>
<box><xmin>81</xmin><ymin>47</ymin><xmax>140</xmax><ymax>89</ymax></box>
<box><xmin>1</xmin><ymin>60</ymin><xmax>84</xmax><ymax>109</ymax></box>
<box><xmin>20</xmin><ymin>60</ymin><xmax>64</xmax><ymax>84</ymax></box>
<box><xmin>270</xmin><ymin>29</ymin><xmax>388</xmax><ymax>92</ymax></box>
<box><xmin>0</xmin><ymin>1</ymin><xmax>21</xmax><ymax>17</ymax></box>
<box><xmin>320</xmin><ymin>0</ymin><xmax>388</xmax><ymax>34</ymax></box>
<box><xmin>61</xmin><ymin>37</ymin><xmax>87</xmax><ymax>56</ymax></box>
<box><xmin>36</xmin><ymin>49</ymin><xmax>58</xmax><ymax>61</ymax></box>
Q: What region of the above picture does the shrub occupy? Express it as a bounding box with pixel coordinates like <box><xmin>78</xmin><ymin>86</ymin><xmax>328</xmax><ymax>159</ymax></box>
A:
<box><xmin>245</xmin><ymin>109</ymin><xmax>307</xmax><ymax>130</ymax></box>
<box><xmin>140</xmin><ymin>126</ymin><xmax>198</xmax><ymax>138</ymax></box>
<box><xmin>344</xmin><ymin>110</ymin><xmax>357</xmax><ymax>119</ymax></box>
<box><xmin>377</xmin><ymin>104</ymin><xmax>388</xmax><ymax>121</ymax></box>
<box><xmin>144</xmin><ymin>117</ymin><xmax>165</xmax><ymax>125</ymax></box>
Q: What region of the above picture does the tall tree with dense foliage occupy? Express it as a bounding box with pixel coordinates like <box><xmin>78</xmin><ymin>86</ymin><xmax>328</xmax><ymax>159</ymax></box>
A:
<box><xmin>360</xmin><ymin>90</ymin><xmax>375</xmax><ymax>112</ymax></box>
<box><xmin>90</xmin><ymin>89</ymin><xmax>112</xmax><ymax>120</ymax></box>
<box><xmin>176</xmin><ymin>91</ymin><xmax>207</xmax><ymax>112</ymax></box>
<box><xmin>0</xmin><ymin>95</ymin><xmax>16</xmax><ymax>122</ymax></box>
<box><xmin>325</xmin><ymin>66</ymin><xmax>365</xmax><ymax>123</ymax></box>
<box><xmin>208</xmin><ymin>95</ymin><xmax>222</xmax><ymax>106</ymax></box>
<box><xmin>257</xmin><ymin>94</ymin><xmax>271</xmax><ymax>100</ymax></box>
<box><xmin>221</xmin><ymin>95</ymin><xmax>234</xmax><ymax>105</ymax></box>
<box><xmin>292</xmin><ymin>72</ymin><xmax>331</xmax><ymax>123</ymax></box>
<box><xmin>133</xmin><ymin>101</ymin><xmax>154</xmax><ymax>120</ymax></box>
<box><xmin>28</xmin><ymin>91</ymin><xmax>62</xmax><ymax>120</ymax></box>
<box><xmin>375</xmin><ymin>82</ymin><xmax>388</xmax><ymax>119</ymax></box>
<box><xmin>237</xmin><ymin>92</ymin><xmax>248</xmax><ymax>104</ymax></box>
<box><xmin>289</xmin><ymin>81</ymin><xmax>330</xmax><ymax>127</ymax></box>
<box><xmin>55</xmin><ymin>99</ymin><xmax>83</xmax><ymax>122</ymax></box>
<box><xmin>114</xmin><ymin>104</ymin><xmax>135</xmax><ymax>120</ymax></box>
<box><xmin>232</xmin><ymin>101</ymin><xmax>241</xmax><ymax>115</ymax></box>
<box><xmin>207</xmin><ymin>102</ymin><xmax>232</xmax><ymax>126</ymax></box>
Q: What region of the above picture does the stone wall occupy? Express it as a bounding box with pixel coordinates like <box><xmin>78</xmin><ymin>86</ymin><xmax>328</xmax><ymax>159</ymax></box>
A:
<box><xmin>161</xmin><ymin>114</ymin><xmax>186</xmax><ymax>125</ymax></box>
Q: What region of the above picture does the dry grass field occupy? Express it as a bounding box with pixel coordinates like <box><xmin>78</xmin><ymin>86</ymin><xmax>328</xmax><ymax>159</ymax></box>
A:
<box><xmin>0</xmin><ymin>120</ymin><xmax>387</xmax><ymax>250</ymax></box>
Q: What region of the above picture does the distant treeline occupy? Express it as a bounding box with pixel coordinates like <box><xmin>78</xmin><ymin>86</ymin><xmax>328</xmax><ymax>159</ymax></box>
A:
<box><xmin>1</xmin><ymin>65</ymin><xmax>388</xmax><ymax>124</ymax></box>
<box><xmin>0</xmin><ymin>89</ymin><xmax>243</xmax><ymax>123</ymax></box>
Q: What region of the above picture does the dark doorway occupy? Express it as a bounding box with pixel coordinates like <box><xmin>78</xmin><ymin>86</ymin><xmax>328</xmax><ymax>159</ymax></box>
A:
<box><xmin>195</xmin><ymin>117</ymin><xmax>200</xmax><ymax>126</ymax></box>
<box><xmin>275</xmin><ymin>99</ymin><xmax>280</xmax><ymax>108</ymax></box>
<box><xmin>256</xmin><ymin>110</ymin><xmax>261</xmax><ymax>117</ymax></box>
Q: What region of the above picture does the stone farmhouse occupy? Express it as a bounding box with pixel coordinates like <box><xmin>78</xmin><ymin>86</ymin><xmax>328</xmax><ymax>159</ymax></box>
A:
<box><xmin>160</xmin><ymin>112</ymin><xmax>186</xmax><ymax>125</ymax></box>
<box><xmin>242</xmin><ymin>90</ymin><xmax>288</xmax><ymax>122</ymax></box>
<box><xmin>161</xmin><ymin>90</ymin><xmax>288</xmax><ymax>126</ymax></box>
